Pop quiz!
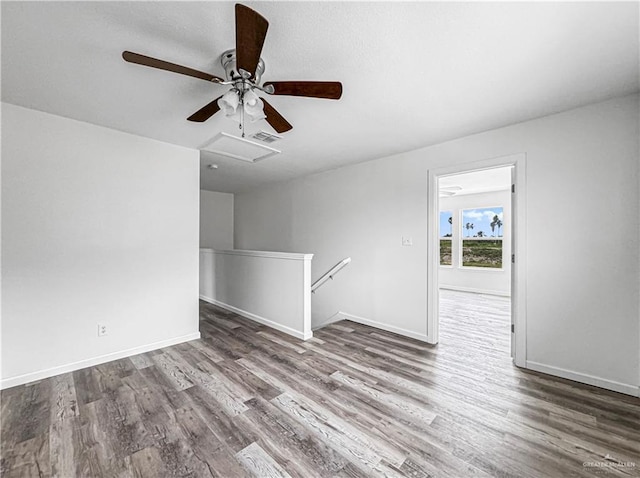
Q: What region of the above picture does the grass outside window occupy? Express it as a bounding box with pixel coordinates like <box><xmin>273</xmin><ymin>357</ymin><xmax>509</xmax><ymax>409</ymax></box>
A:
<box><xmin>462</xmin><ymin>239</ymin><xmax>502</xmax><ymax>268</ymax></box>
<box><xmin>440</xmin><ymin>239</ymin><xmax>452</xmax><ymax>266</ymax></box>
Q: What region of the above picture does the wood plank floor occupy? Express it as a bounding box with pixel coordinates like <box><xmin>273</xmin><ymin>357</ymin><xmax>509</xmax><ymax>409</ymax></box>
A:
<box><xmin>2</xmin><ymin>290</ymin><xmax>639</xmax><ymax>477</ymax></box>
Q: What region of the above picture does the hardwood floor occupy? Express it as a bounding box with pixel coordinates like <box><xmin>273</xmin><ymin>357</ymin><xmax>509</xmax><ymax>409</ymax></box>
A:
<box><xmin>1</xmin><ymin>291</ymin><xmax>639</xmax><ymax>477</ymax></box>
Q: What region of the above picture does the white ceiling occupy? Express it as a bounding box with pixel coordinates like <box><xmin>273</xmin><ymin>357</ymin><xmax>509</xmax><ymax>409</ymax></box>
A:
<box><xmin>439</xmin><ymin>166</ymin><xmax>512</xmax><ymax>197</ymax></box>
<box><xmin>2</xmin><ymin>2</ymin><xmax>638</xmax><ymax>193</ymax></box>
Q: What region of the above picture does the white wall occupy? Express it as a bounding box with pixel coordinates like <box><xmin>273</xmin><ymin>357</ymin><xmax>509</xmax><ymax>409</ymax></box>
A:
<box><xmin>235</xmin><ymin>94</ymin><xmax>640</xmax><ymax>395</ymax></box>
<box><xmin>200</xmin><ymin>190</ymin><xmax>234</xmax><ymax>249</ymax></box>
<box><xmin>439</xmin><ymin>190</ymin><xmax>511</xmax><ymax>296</ymax></box>
<box><xmin>1</xmin><ymin>103</ymin><xmax>201</xmax><ymax>388</ymax></box>
<box><xmin>199</xmin><ymin>249</ymin><xmax>313</xmax><ymax>340</ymax></box>
<box><xmin>237</xmin><ymin>161</ymin><xmax>431</xmax><ymax>340</ymax></box>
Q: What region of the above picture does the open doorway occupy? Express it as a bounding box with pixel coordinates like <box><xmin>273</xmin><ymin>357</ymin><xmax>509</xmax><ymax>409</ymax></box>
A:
<box><xmin>438</xmin><ymin>167</ymin><xmax>513</xmax><ymax>360</ymax></box>
<box><xmin>427</xmin><ymin>154</ymin><xmax>526</xmax><ymax>367</ymax></box>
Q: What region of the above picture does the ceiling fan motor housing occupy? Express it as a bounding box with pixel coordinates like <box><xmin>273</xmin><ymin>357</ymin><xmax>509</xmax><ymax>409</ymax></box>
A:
<box><xmin>221</xmin><ymin>49</ymin><xmax>265</xmax><ymax>85</ymax></box>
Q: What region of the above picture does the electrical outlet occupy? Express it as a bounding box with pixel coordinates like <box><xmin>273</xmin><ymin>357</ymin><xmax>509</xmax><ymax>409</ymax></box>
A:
<box><xmin>402</xmin><ymin>236</ymin><xmax>413</xmax><ymax>246</ymax></box>
<box><xmin>98</xmin><ymin>323</ymin><xmax>108</xmax><ymax>337</ymax></box>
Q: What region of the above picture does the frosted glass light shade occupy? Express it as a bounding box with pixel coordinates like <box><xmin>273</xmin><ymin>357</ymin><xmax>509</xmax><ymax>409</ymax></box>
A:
<box><xmin>218</xmin><ymin>90</ymin><xmax>240</xmax><ymax>116</ymax></box>
<box><xmin>243</xmin><ymin>89</ymin><xmax>266</xmax><ymax>122</ymax></box>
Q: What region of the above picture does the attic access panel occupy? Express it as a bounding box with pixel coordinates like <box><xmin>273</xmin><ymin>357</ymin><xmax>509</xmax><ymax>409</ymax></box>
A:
<box><xmin>200</xmin><ymin>132</ymin><xmax>281</xmax><ymax>163</ymax></box>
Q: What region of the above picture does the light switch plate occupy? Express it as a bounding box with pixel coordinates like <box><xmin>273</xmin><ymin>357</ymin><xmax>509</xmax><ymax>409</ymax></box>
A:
<box><xmin>402</xmin><ymin>236</ymin><xmax>413</xmax><ymax>246</ymax></box>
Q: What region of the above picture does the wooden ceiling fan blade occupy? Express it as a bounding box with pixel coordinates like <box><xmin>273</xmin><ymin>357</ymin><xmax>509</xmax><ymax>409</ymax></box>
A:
<box><xmin>262</xmin><ymin>99</ymin><xmax>292</xmax><ymax>133</ymax></box>
<box><xmin>235</xmin><ymin>4</ymin><xmax>269</xmax><ymax>78</ymax></box>
<box><xmin>187</xmin><ymin>96</ymin><xmax>223</xmax><ymax>122</ymax></box>
<box><xmin>122</xmin><ymin>51</ymin><xmax>223</xmax><ymax>83</ymax></box>
<box><xmin>263</xmin><ymin>81</ymin><xmax>343</xmax><ymax>100</ymax></box>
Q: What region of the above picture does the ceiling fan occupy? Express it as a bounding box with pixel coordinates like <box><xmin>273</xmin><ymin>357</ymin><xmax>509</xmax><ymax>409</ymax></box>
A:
<box><xmin>122</xmin><ymin>3</ymin><xmax>342</xmax><ymax>135</ymax></box>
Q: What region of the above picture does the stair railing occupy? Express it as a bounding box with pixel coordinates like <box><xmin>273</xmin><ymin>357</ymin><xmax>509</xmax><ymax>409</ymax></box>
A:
<box><xmin>311</xmin><ymin>257</ymin><xmax>351</xmax><ymax>293</ymax></box>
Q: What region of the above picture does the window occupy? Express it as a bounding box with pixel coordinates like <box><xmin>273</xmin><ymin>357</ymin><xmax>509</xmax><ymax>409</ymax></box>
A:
<box><xmin>439</xmin><ymin>211</ymin><xmax>452</xmax><ymax>266</ymax></box>
<box><xmin>461</xmin><ymin>207</ymin><xmax>504</xmax><ymax>268</ymax></box>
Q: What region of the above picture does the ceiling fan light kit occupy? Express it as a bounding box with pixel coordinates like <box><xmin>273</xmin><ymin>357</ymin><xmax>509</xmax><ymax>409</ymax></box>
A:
<box><xmin>122</xmin><ymin>3</ymin><xmax>342</xmax><ymax>139</ymax></box>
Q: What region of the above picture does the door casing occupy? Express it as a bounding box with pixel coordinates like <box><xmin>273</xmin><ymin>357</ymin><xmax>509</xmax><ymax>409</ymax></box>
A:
<box><xmin>426</xmin><ymin>153</ymin><xmax>527</xmax><ymax>368</ymax></box>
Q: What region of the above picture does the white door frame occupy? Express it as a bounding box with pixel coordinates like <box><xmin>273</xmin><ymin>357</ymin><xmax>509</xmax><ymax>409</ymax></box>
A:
<box><xmin>426</xmin><ymin>153</ymin><xmax>527</xmax><ymax>368</ymax></box>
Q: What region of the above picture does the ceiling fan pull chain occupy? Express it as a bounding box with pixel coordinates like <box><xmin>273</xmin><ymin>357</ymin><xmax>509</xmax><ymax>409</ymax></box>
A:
<box><xmin>240</xmin><ymin>95</ymin><xmax>245</xmax><ymax>138</ymax></box>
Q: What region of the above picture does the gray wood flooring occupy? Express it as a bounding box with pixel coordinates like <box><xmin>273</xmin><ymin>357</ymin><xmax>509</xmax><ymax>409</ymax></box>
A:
<box><xmin>1</xmin><ymin>290</ymin><xmax>639</xmax><ymax>477</ymax></box>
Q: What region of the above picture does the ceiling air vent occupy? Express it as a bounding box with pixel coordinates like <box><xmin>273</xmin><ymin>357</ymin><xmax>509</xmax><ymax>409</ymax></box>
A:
<box><xmin>251</xmin><ymin>131</ymin><xmax>282</xmax><ymax>144</ymax></box>
<box><xmin>200</xmin><ymin>132</ymin><xmax>280</xmax><ymax>163</ymax></box>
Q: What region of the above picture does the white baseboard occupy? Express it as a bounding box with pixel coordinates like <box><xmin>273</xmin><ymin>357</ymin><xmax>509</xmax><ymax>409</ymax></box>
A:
<box><xmin>0</xmin><ymin>332</ymin><xmax>201</xmax><ymax>390</ymax></box>
<box><xmin>526</xmin><ymin>361</ymin><xmax>639</xmax><ymax>397</ymax></box>
<box><xmin>200</xmin><ymin>295</ymin><xmax>312</xmax><ymax>341</ymax></box>
<box><xmin>337</xmin><ymin>311</ymin><xmax>430</xmax><ymax>343</ymax></box>
<box><xmin>439</xmin><ymin>285</ymin><xmax>510</xmax><ymax>297</ymax></box>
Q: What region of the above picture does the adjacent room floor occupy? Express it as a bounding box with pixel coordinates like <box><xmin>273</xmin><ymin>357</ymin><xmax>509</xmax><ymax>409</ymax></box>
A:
<box><xmin>1</xmin><ymin>297</ymin><xmax>639</xmax><ymax>477</ymax></box>
<box><xmin>439</xmin><ymin>288</ymin><xmax>512</xmax><ymax>361</ymax></box>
